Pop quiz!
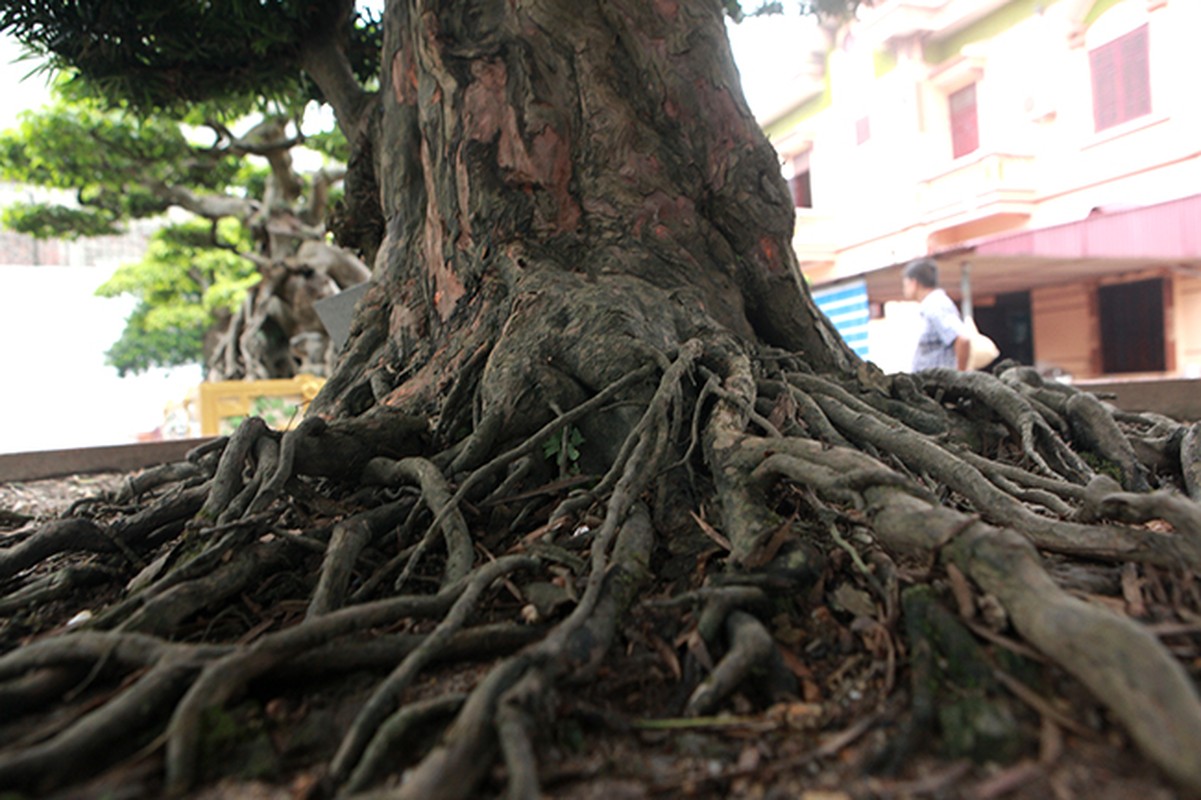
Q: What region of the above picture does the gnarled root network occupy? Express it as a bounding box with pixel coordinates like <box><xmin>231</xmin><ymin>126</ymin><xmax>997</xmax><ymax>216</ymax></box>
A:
<box><xmin>2</xmin><ymin>343</ymin><xmax>1200</xmax><ymax>798</ymax></box>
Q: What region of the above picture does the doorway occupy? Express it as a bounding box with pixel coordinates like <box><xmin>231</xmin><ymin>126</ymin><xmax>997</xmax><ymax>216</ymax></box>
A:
<box><xmin>973</xmin><ymin>291</ymin><xmax>1033</xmax><ymax>367</ymax></box>
<box><xmin>1098</xmin><ymin>278</ymin><xmax>1165</xmax><ymax>373</ymax></box>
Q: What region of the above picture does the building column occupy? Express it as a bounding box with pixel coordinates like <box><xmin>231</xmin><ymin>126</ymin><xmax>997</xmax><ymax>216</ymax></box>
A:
<box><xmin>959</xmin><ymin>261</ymin><xmax>975</xmax><ymax>322</ymax></box>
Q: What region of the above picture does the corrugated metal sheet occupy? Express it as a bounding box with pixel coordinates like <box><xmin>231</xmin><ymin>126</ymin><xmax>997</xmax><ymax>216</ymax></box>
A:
<box><xmin>974</xmin><ymin>193</ymin><xmax>1201</xmax><ymax>260</ymax></box>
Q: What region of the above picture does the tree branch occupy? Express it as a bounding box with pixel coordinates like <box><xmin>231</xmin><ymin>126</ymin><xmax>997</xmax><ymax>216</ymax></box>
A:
<box><xmin>299</xmin><ymin>30</ymin><xmax>372</xmax><ymax>139</ymax></box>
<box><xmin>151</xmin><ymin>182</ymin><xmax>259</xmax><ymax>221</ymax></box>
<box><xmin>305</xmin><ymin>166</ymin><xmax>346</xmax><ymax>224</ymax></box>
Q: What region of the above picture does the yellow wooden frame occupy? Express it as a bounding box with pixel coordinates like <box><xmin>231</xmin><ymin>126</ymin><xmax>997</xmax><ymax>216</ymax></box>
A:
<box><xmin>198</xmin><ymin>374</ymin><xmax>326</xmax><ymax>436</ymax></box>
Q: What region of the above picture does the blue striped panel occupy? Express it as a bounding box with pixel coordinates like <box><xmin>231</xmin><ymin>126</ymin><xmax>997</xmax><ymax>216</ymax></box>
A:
<box><xmin>813</xmin><ymin>279</ymin><xmax>871</xmax><ymax>358</ymax></box>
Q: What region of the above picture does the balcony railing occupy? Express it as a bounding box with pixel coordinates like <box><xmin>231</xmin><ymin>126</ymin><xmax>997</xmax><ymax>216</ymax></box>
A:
<box><xmin>917</xmin><ymin>151</ymin><xmax>1037</xmax><ymax>224</ymax></box>
<box><xmin>858</xmin><ymin>0</ymin><xmax>1009</xmax><ymax>45</ymax></box>
<box><xmin>792</xmin><ymin>209</ymin><xmax>839</xmax><ymax>265</ymax></box>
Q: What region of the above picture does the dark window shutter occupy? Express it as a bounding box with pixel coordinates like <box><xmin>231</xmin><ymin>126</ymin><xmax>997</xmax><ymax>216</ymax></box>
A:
<box><xmin>1099</xmin><ymin>278</ymin><xmax>1165</xmax><ymax>373</ymax></box>
<box><xmin>949</xmin><ymin>82</ymin><xmax>979</xmax><ymax>159</ymax></box>
<box><xmin>1090</xmin><ymin>24</ymin><xmax>1150</xmax><ymax>132</ymax></box>
<box><xmin>1090</xmin><ymin>44</ymin><xmax>1118</xmax><ymax>130</ymax></box>
<box><xmin>1121</xmin><ymin>25</ymin><xmax>1151</xmax><ymax>121</ymax></box>
<box><xmin>790</xmin><ymin>151</ymin><xmax>813</xmax><ymax>209</ymax></box>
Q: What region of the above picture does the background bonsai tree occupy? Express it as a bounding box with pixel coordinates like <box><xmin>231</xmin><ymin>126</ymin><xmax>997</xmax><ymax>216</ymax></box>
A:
<box><xmin>1</xmin><ymin>2</ymin><xmax>1200</xmax><ymax>799</ymax></box>
<box><xmin>0</xmin><ymin>85</ymin><xmax>370</xmax><ymax>379</ymax></box>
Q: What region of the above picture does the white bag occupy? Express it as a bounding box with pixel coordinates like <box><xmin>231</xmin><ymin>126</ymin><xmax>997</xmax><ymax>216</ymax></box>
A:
<box><xmin>964</xmin><ymin>318</ymin><xmax>999</xmax><ymax>370</ymax></box>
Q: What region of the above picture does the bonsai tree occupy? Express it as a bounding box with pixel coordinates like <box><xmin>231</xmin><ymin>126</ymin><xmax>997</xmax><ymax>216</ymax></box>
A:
<box><xmin>0</xmin><ymin>90</ymin><xmax>370</xmax><ymax>379</ymax></box>
<box><xmin>1</xmin><ymin>1</ymin><xmax>1199</xmax><ymax>798</ymax></box>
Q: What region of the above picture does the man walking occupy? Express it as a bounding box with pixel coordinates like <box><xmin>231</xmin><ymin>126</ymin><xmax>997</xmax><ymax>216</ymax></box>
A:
<box><xmin>902</xmin><ymin>258</ymin><xmax>970</xmax><ymax>371</ymax></box>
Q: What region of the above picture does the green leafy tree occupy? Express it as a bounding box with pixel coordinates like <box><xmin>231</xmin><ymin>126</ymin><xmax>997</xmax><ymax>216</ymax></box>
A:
<box><xmin>0</xmin><ymin>88</ymin><xmax>370</xmax><ymax>378</ymax></box>
<box><xmin>2</xmin><ymin>3</ymin><xmax>1201</xmax><ymax>800</ymax></box>
<box><xmin>94</xmin><ymin>219</ymin><xmax>259</xmax><ymax>375</ymax></box>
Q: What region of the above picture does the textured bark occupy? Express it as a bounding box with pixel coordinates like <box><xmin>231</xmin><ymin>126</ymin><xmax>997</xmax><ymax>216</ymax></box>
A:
<box><xmin>312</xmin><ymin>0</ymin><xmax>854</xmax><ymax>434</ymax></box>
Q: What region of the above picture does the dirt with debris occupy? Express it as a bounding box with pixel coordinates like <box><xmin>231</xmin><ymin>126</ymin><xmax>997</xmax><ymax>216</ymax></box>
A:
<box><xmin>0</xmin><ymin>472</ymin><xmax>127</xmax><ymax>530</ymax></box>
<box><xmin>1</xmin><ymin>470</ymin><xmax>1198</xmax><ymax>800</ymax></box>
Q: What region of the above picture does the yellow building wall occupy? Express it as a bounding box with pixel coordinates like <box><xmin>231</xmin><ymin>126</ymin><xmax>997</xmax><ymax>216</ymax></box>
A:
<box><xmin>1031</xmin><ymin>283</ymin><xmax>1095</xmax><ymax>378</ymax></box>
<box><xmin>1174</xmin><ymin>274</ymin><xmax>1201</xmax><ymax>378</ymax></box>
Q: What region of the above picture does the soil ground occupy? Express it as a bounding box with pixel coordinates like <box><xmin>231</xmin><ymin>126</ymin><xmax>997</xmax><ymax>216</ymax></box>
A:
<box><xmin>1</xmin><ymin>471</ymin><xmax>1197</xmax><ymax>800</ymax></box>
<box><xmin>0</xmin><ymin>471</ymin><xmax>128</xmax><ymax>527</ymax></box>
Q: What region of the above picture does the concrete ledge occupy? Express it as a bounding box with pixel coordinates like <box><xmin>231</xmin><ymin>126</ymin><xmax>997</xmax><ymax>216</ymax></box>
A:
<box><xmin>1078</xmin><ymin>378</ymin><xmax>1201</xmax><ymax>422</ymax></box>
<box><xmin>3</xmin><ymin>379</ymin><xmax>1194</xmax><ymax>482</ymax></box>
<box><xmin>0</xmin><ymin>438</ymin><xmax>218</xmax><ymax>483</ymax></box>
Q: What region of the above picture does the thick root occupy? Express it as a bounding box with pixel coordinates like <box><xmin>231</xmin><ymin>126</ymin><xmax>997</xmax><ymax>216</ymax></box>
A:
<box><xmin>868</xmin><ymin>488</ymin><xmax>1201</xmax><ymax>792</ymax></box>
<box><xmin>2</xmin><ymin>337</ymin><xmax>1201</xmax><ymax>800</ymax></box>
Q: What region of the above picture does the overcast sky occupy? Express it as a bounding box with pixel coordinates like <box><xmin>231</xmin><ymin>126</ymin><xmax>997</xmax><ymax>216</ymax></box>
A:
<box><xmin>0</xmin><ymin>12</ymin><xmax>816</xmax><ymax>128</ymax></box>
<box><xmin>0</xmin><ymin>37</ymin><xmax>53</xmax><ymax>130</ymax></box>
<box><xmin>727</xmin><ymin>11</ymin><xmax>824</xmax><ymax>123</ymax></box>
<box><xmin>0</xmin><ymin>38</ymin><xmax>203</xmax><ymax>454</ymax></box>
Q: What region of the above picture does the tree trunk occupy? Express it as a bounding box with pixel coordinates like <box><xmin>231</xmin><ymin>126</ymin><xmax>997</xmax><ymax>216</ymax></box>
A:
<box><xmin>314</xmin><ymin>0</ymin><xmax>855</xmax><ymax>435</ymax></box>
<box><xmin>4</xmin><ymin>2</ymin><xmax>1201</xmax><ymax>799</ymax></box>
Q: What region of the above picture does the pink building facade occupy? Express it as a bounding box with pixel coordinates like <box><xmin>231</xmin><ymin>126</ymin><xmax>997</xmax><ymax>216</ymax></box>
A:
<box><xmin>765</xmin><ymin>0</ymin><xmax>1201</xmax><ymax>379</ymax></box>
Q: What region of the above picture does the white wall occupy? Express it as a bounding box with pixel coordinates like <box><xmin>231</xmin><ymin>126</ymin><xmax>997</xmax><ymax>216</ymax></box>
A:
<box><xmin>0</xmin><ymin>264</ymin><xmax>201</xmax><ymax>453</ymax></box>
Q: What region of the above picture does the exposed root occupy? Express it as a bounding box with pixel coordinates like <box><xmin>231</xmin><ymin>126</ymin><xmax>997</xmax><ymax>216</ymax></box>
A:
<box><xmin>194</xmin><ymin>416</ymin><xmax>272</xmax><ymax>525</ymax></box>
<box><xmin>1181</xmin><ymin>422</ymin><xmax>1201</xmax><ymax>502</ymax></box>
<box><xmin>0</xmin><ymin>518</ymin><xmax>122</xmax><ymax>581</ymax></box>
<box><xmin>271</xmin><ymin>623</ymin><xmax>543</xmax><ymax>680</ymax></box>
<box><xmin>120</xmin><ymin>541</ymin><xmax>293</xmax><ymax>636</ymax></box>
<box><xmin>3</xmin><ymin>337</ymin><xmax>1201</xmax><ymax>799</ymax></box>
<box><xmin>0</xmin><ymin>563</ymin><xmax>120</xmax><ymax>617</ymax></box>
<box><xmin>494</xmin><ymin>671</ymin><xmax>545</xmax><ymax>800</ymax></box>
<box><xmin>868</xmin><ymin>487</ymin><xmax>1201</xmax><ymax>790</ymax></box>
<box><xmin>806</xmin><ymin>387</ymin><xmax>1201</xmax><ymax>568</ymax></box>
<box><xmin>685</xmin><ymin>610</ymin><xmax>775</xmax><ymax>716</ymax></box>
<box><xmin>386</xmin><ymin>655</ymin><xmax>533</xmax><ymax>800</ymax></box>
<box><xmin>0</xmin><ymin>651</ymin><xmax>210</xmax><ymax>794</ymax></box>
<box><xmin>1064</xmin><ymin>391</ymin><xmax>1149</xmax><ymax>491</ymax></box>
<box><xmin>116</xmin><ymin>461</ymin><xmax>205</xmax><ymax>504</ymax></box>
<box><xmin>245</xmin><ymin>417</ymin><xmax>327</xmax><ymax>516</ymax></box>
<box><xmin>342</xmin><ymin>693</ymin><xmax>467</xmax><ymax>795</ymax></box>
<box><xmin>760</xmin><ymin>378</ymin><xmax>852</xmax><ymax>446</ymax></box>
<box><xmin>1079</xmin><ymin>476</ymin><xmax>1201</xmax><ymax>546</ymax></box>
<box><xmin>326</xmin><ymin>555</ymin><xmax>538</xmax><ymax>788</ymax></box>
<box><xmin>363</xmin><ymin>457</ymin><xmax>476</xmax><ymax>588</ymax></box>
<box><xmin>308</xmin><ymin>500</ymin><xmax>410</xmax><ymax>618</ymax></box>
<box><xmin>915</xmin><ymin>368</ymin><xmax>1091</xmax><ymax>482</ymax></box>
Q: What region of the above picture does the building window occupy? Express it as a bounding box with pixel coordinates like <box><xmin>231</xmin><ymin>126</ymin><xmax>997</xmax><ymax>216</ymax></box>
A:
<box><xmin>1089</xmin><ymin>24</ymin><xmax>1151</xmax><ymax>132</ymax></box>
<box><xmin>948</xmin><ymin>83</ymin><xmax>979</xmax><ymax>159</ymax></box>
<box><xmin>788</xmin><ymin>151</ymin><xmax>813</xmax><ymax>209</ymax></box>
<box><xmin>855</xmin><ymin>116</ymin><xmax>871</xmax><ymax>145</ymax></box>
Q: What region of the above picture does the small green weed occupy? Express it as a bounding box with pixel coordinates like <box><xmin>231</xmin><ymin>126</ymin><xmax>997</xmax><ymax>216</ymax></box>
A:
<box><xmin>225</xmin><ymin>395</ymin><xmax>302</xmax><ymax>433</ymax></box>
<box><xmin>543</xmin><ymin>425</ymin><xmax>585</xmax><ymax>474</ymax></box>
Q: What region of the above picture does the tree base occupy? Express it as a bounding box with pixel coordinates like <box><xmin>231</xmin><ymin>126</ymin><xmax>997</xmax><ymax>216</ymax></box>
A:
<box><xmin>2</xmin><ymin>343</ymin><xmax>1201</xmax><ymax>799</ymax></box>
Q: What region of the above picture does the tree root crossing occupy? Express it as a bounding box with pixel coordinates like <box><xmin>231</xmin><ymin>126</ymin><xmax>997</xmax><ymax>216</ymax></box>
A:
<box><xmin>2</xmin><ymin>347</ymin><xmax>1201</xmax><ymax>798</ymax></box>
